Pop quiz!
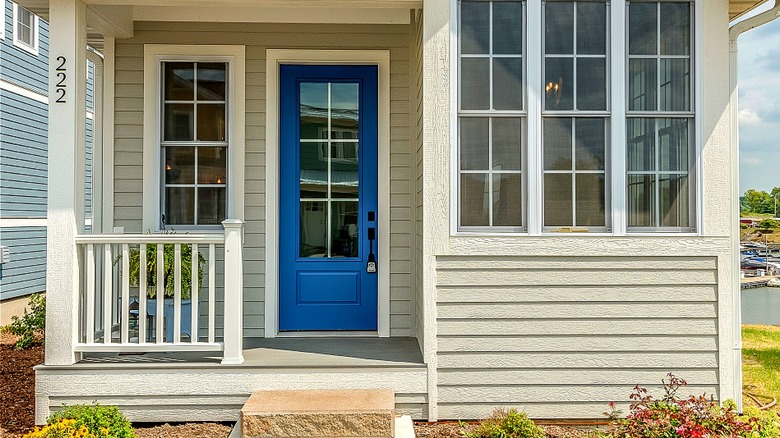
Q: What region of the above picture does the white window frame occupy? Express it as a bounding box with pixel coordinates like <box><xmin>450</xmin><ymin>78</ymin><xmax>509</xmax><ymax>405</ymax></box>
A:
<box><xmin>450</xmin><ymin>0</ymin><xmax>702</xmax><ymax>236</ymax></box>
<box><xmin>142</xmin><ymin>45</ymin><xmax>245</xmax><ymax>232</ymax></box>
<box><xmin>12</xmin><ymin>3</ymin><xmax>39</xmax><ymax>55</ymax></box>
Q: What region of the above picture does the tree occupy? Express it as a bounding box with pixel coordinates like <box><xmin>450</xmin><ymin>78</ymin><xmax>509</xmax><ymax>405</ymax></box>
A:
<box><xmin>772</xmin><ymin>187</ymin><xmax>780</xmax><ymax>216</ymax></box>
<box><xmin>757</xmin><ymin>218</ymin><xmax>779</xmax><ymax>230</ymax></box>
<box><xmin>742</xmin><ymin>189</ymin><xmax>773</xmax><ymax>214</ymax></box>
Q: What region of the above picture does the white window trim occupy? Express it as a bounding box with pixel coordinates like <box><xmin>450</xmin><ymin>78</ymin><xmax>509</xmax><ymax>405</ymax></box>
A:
<box><xmin>142</xmin><ymin>45</ymin><xmax>245</xmax><ymax>232</ymax></box>
<box><xmin>12</xmin><ymin>3</ymin><xmax>39</xmax><ymax>55</ymax></box>
<box><xmin>264</xmin><ymin>49</ymin><xmax>392</xmax><ymax>338</ymax></box>
<box><xmin>450</xmin><ymin>0</ymin><xmax>702</xmax><ymax>237</ymax></box>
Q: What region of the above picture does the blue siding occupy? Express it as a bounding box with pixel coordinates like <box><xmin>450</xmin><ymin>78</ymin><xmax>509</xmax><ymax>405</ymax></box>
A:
<box><xmin>1</xmin><ymin>1</ymin><xmax>49</xmax><ymax>94</ymax></box>
<box><xmin>0</xmin><ymin>227</ymin><xmax>47</xmax><ymax>300</ymax></box>
<box><xmin>0</xmin><ymin>89</ymin><xmax>48</xmax><ymax>217</ymax></box>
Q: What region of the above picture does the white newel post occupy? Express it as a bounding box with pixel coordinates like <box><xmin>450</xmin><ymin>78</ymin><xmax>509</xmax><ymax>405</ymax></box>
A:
<box><xmin>221</xmin><ymin>219</ymin><xmax>245</xmax><ymax>364</ymax></box>
<box><xmin>45</xmin><ymin>0</ymin><xmax>88</xmax><ymax>366</ymax></box>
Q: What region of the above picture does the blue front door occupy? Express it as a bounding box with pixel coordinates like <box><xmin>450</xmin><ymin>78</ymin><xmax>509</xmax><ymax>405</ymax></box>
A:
<box><xmin>279</xmin><ymin>65</ymin><xmax>378</xmax><ymax>331</ymax></box>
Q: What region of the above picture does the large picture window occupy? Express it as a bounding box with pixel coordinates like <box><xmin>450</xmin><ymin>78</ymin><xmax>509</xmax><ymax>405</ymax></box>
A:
<box><xmin>542</xmin><ymin>0</ymin><xmax>609</xmax><ymax>231</ymax></box>
<box><xmin>458</xmin><ymin>0</ymin><xmax>525</xmax><ymax>230</ymax></box>
<box><xmin>160</xmin><ymin>62</ymin><xmax>228</xmax><ymax>227</ymax></box>
<box><xmin>626</xmin><ymin>1</ymin><xmax>694</xmax><ymax>231</ymax></box>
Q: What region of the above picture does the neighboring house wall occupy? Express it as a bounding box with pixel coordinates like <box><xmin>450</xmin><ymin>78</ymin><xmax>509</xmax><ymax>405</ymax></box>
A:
<box><xmin>0</xmin><ymin>0</ymin><xmax>49</xmax><ymax>301</ymax></box>
<box><xmin>112</xmin><ymin>21</ymin><xmax>416</xmax><ymax>338</ymax></box>
<box><xmin>410</xmin><ymin>11</ymin><xmax>425</xmax><ymax>354</ymax></box>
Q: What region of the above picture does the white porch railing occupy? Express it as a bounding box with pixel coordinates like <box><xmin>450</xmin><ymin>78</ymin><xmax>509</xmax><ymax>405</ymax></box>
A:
<box><xmin>73</xmin><ymin>220</ymin><xmax>244</xmax><ymax>364</ymax></box>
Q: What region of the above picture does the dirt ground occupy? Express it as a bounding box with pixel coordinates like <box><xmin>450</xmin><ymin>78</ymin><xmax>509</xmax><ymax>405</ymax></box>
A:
<box><xmin>1</xmin><ymin>332</ymin><xmax>596</xmax><ymax>437</ymax></box>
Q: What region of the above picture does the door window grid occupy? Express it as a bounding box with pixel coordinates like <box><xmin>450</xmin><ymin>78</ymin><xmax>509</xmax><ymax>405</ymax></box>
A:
<box><xmin>458</xmin><ymin>0</ymin><xmax>526</xmax><ymax>231</ymax></box>
<box><xmin>160</xmin><ymin>61</ymin><xmax>228</xmax><ymax>227</ymax></box>
<box><xmin>299</xmin><ymin>82</ymin><xmax>360</xmax><ymax>258</ymax></box>
<box><xmin>542</xmin><ymin>1</ymin><xmax>610</xmax><ymax>231</ymax></box>
<box><xmin>626</xmin><ymin>1</ymin><xmax>694</xmax><ymax>231</ymax></box>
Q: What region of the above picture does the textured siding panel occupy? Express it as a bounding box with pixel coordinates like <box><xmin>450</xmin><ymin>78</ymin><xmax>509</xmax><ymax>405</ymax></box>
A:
<box><xmin>1</xmin><ymin>0</ymin><xmax>49</xmax><ymax>94</ymax></box>
<box><xmin>435</xmin><ymin>255</ymin><xmax>719</xmax><ymax>419</ymax></box>
<box><xmin>0</xmin><ymin>89</ymin><xmax>48</xmax><ymax>217</ymax></box>
<box><xmin>114</xmin><ymin>21</ymin><xmax>416</xmax><ymax>337</ymax></box>
<box><xmin>0</xmin><ymin>227</ymin><xmax>47</xmax><ymax>299</ymax></box>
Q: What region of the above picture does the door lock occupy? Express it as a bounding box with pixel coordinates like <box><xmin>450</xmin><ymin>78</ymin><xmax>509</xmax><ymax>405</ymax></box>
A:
<box><xmin>367</xmin><ymin>227</ymin><xmax>377</xmax><ymax>273</ymax></box>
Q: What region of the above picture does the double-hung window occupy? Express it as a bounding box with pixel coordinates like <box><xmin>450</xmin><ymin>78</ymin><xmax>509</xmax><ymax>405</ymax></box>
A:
<box><xmin>13</xmin><ymin>3</ymin><xmax>38</xmax><ymax>54</ymax></box>
<box><xmin>543</xmin><ymin>0</ymin><xmax>609</xmax><ymax>231</ymax></box>
<box><xmin>458</xmin><ymin>0</ymin><xmax>525</xmax><ymax>231</ymax></box>
<box><xmin>626</xmin><ymin>1</ymin><xmax>694</xmax><ymax>231</ymax></box>
<box><xmin>161</xmin><ymin>62</ymin><xmax>228</xmax><ymax>227</ymax></box>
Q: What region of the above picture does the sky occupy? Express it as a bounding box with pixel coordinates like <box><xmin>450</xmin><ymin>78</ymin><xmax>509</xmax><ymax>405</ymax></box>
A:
<box><xmin>737</xmin><ymin>3</ymin><xmax>780</xmax><ymax>194</ymax></box>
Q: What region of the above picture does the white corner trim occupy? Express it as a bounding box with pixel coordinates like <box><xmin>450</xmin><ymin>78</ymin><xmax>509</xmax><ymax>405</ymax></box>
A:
<box><xmin>0</xmin><ymin>79</ymin><xmax>47</xmax><ymax>104</ymax></box>
<box><xmin>12</xmin><ymin>3</ymin><xmax>39</xmax><ymax>56</ymax></box>
<box><xmin>264</xmin><ymin>49</ymin><xmax>392</xmax><ymax>338</ymax></box>
<box><xmin>142</xmin><ymin>44</ymin><xmax>246</xmax><ymax>231</ymax></box>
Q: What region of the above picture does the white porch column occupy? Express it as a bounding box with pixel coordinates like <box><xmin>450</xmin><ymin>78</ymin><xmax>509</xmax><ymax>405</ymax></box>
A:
<box><xmin>222</xmin><ymin>219</ymin><xmax>245</xmax><ymax>365</ymax></box>
<box><xmin>45</xmin><ymin>0</ymin><xmax>88</xmax><ymax>366</ymax></box>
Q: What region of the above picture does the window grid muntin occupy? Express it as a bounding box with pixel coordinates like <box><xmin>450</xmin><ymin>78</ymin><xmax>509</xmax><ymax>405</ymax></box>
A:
<box><xmin>542</xmin><ymin>1</ymin><xmax>611</xmax><ymax>231</ymax></box>
<box><xmin>626</xmin><ymin>0</ymin><xmax>695</xmax><ymax>232</ymax></box>
<box><xmin>13</xmin><ymin>4</ymin><xmax>36</xmax><ymax>51</ymax></box>
<box><xmin>458</xmin><ymin>0</ymin><xmax>527</xmax><ymax>232</ymax></box>
<box><xmin>161</xmin><ymin>61</ymin><xmax>229</xmax><ymax>228</ymax></box>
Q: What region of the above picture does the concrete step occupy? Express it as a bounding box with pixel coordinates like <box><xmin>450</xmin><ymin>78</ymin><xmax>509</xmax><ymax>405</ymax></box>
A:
<box><xmin>241</xmin><ymin>389</ymin><xmax>395</xmax><ymax>438</ymax></box>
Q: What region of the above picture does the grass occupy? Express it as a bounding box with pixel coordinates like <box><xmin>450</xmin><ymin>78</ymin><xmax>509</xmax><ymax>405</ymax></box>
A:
<box><xmin>742</xmin><ymin>325</ymin><xmax>780</xmax><ymax>412</ymax></box>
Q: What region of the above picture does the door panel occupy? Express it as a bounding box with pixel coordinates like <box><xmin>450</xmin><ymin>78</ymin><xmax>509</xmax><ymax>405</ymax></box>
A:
<box><xmin>279</xmin><ymin>65</ymin><xmax>378</xmax><ymax>331</ymax></box>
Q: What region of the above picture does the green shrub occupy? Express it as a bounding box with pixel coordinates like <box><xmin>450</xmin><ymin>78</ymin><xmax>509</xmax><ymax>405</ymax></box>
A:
<box><xmin>738</xmin><ymin>405</ymin><xmax>780</xmax><ymax>438</ymax></box>
<box><xmin>462</xmin><ymin>408</ymin><xmax>545</xmax><ymax>438</ymax></box>
<box><xmin>48</xmin><ymin>404</ymin><xmax>136</xmax><ymax>438</ymax></box>
<box><xmin>757</xmin><ymin>218</ymin><xmax>779</xmax><ymax>230</ymax></box>
<box><xmin>1</xmin><ymin>293</ymin><xmax>45</xmax><ymax>349</ymax></box>
<box><xmin>605</xmin><ymin>374</ymin><xmax>753</xmax><ymax>437</ymax></box>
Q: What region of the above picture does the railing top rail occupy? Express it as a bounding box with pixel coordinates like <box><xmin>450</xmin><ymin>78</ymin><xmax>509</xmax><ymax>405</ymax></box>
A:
<box><xmin>75</xmin><ymin>233</ymin><xmax>225</xmax><ymax>244</ymax></box>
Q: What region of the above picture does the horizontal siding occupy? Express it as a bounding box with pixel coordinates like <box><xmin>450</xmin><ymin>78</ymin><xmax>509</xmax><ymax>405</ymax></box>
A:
<box><xmin>0</xmin><ymin>89</ymin><xmax>48</xmax><ymax>217</ymax></box>
<box><xmin>114</xmin><ymin>21</ymin><xmax>416</xmax><ymax>338</ymax></box>
<box><xmin>435</xmin><ymin>255</ymin><xmax>719</xmax><ymax>420</ymax></box>
<box><xmin>0</xmin><ymin>227</ymin><xmax>47</xmax><ymax>299</ymax></box>
<box><xmin>1</xmin><ymin>0</ymin><xmax>49</xmax><ymax>94</ymax></box>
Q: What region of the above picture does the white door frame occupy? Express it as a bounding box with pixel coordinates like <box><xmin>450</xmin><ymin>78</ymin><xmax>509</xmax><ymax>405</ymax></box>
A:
<box><xmin>264</xmin><ymin>49</ymin><xmax>391</xmax><ymax>337</ymax></box>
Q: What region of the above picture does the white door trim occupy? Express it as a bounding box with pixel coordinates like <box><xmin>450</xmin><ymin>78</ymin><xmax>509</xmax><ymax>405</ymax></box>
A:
<box><xmin>264</xmin><ymin>49</ymin><xmax>391</xmax><ymax>338</ymax></box>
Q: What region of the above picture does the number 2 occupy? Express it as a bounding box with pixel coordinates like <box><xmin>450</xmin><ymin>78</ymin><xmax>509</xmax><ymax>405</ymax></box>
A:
<box><xmin>55</xmin><ymin>88</ymin><xmax>66</xmax><ymax>103</ymax></box>
<box><xmin>56</xmin><ymin>56</ymin><xmax>66</xmax><ymax>71</ymax></box>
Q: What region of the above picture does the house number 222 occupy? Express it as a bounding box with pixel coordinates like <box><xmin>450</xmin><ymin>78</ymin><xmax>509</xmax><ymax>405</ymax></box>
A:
<box><xmin>55</xmin><ymin>56</ymin><xmax>67</xmax><ymax>103</ymax></box>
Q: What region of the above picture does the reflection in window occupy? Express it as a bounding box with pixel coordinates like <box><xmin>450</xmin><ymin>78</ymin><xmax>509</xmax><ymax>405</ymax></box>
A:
<box><xmin>161</xmin><ymin>62</ymin><xmax>228</xmax><ymax>226</ymax></box>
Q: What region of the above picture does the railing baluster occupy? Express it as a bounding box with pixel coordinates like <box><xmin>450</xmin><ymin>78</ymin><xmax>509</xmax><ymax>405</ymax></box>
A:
<box><xmin>174</xmin><ymin>243</ymin><xmax>182</xmax><ymax>344</ymax></box>
<box><xmin>85</xmin><ymin>244</ymin><xmax>95</xmax><ymax>343</ymax></box>
<box><xmin>139</xmin><ymin>244</ymin><xmax>147</xmax><ymax>344</ymax></box>
<box><xmin>121</xmin><ymin>244</ymin><xmax>130</xmax><ymax>344</ymax></box>
<box><xmin>191</xmin><ymin>243</ymin><xmax>199</xmax><ymax>343</ymax></box>
<box><xmin>103</xmin><ymin>244</ymin><xmax>112</xmax><ymax>344</ymax></box>
<box><xmin>208</xmin><ymin>243</ymin><xmax>216</xmax><ymax>344</ymax></box>
<box><xmin>156</xmin><ymin>243</ymin><xmax>164</xmax><ymax>343</ymax></box>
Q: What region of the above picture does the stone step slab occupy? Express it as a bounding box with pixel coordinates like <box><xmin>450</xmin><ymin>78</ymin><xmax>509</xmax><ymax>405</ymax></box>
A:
<box><xmin>241</xmin><ymin>389</ymin><xmax>395</xmax><ymax>438</ymax></box>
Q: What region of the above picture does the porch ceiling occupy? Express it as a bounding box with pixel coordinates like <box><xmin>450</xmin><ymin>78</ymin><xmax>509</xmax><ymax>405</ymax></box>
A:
<box><xmin>731</xmin><ymin>0</ymin><xmax>771</xmax><ymax>20</ymax></box>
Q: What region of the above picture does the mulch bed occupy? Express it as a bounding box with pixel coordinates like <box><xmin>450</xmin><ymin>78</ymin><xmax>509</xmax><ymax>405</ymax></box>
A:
<box><xmin>1</xmin><ymin>332</ymin><xmax>596</xmax><ymax>437</ymax></box>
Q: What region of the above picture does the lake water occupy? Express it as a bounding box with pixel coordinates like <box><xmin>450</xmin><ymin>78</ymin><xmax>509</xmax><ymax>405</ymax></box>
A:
<box><xmin>742</xmin><ymin>287</ymin><xmax>780</xmax><ymax>325</ymax></box>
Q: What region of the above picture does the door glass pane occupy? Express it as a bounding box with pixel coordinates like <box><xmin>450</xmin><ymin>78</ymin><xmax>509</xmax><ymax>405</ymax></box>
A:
<box><xmin>660</xmin><ymin>175</ymin><xmax>689</xmax><ymax>227</ymax></box>
<box><xmin>331</xmin><ymin>83</ymin><xmax>360</xmax><ymax>138</ymax></box>
<box><xmin>575</xmin><ymin>118</ymin><xmax>605</xmax><ymax>171</ymax></box>
<box><xmin>577</xmin><ymin>58</ymin><xmax>606</xmax><ymax>111</ymax></box>
<box><xmin>493</xmin><ymin>57</ymin><xmax>523</xmax><ymax>110</ymax></box>
<box><xmin>300</xmin><ymin>142</ymin><xmax>328</xmax><ymax>198</ymax></box>
<box><xmin>629</xmin><ymin>59</ymin><xmax>657</xmax><ymax>111</ymax></box>
<box><xmin>577</xmin><ymin>2</ymin><xmax>606</xmax><ymax>55</ymax></box>
<box><xmin>493</xmin><ymin>173</ymin><xmax>522</xmax><ymax>226</ymax></box>
<box><xmin>164</xmin><ymin>104</ymin><xmax>194</xmax><ymax>141</ymax></box>
<box><xmin>576</xmin><ymin>174</ymin><xmax>606</xmax><ymax>226</ymax></box>
<box><xmin>196</xmin><ymin>63</ymin><xmax>226</xmax><ymax>101</ymax></box>
<box><xmin>300</xmin><ymin>201</ymin><xmax>327</xmax><ymax>257</ymax></box>
<box><xmin>165</xmin><ymin>147</ymin><xmax>195</xmax><ymax>184</ymax></box>
<box><xmin>493</xmin><ymin>2</ymin><xmax>523</xmax><ymax>55</ymax></box>
<box><xmin>492</xmin><ymin>118</ymin><xmax>522</xmax><ymax>171</ymax></box>
<box><xmin>461</xmin><ymin>1</ymin><xmax>490</xmax><ymax>54</ymax></box>
<box><xmin>544</xmin><ymin>58</ymin><xmax>574</xmax><ymax>110</ymax></box>
<box><xmin>461</xmin><ymin>58</ymin><xmax>490</xmax><ymax>110</ymax></box>
<box><xmin>164</xmin><ymin>62</ymin><xmax>195</xmax><ymax>101</ymax></box>
<box><xmin>660</xmin><ymin>3</ymin><xmax>690</xmax><ymax>56</ymax></box>
<box><xmin>629</xmin><ymin>3</ymin><xmax>658</xmax><ymax>55</ymax></box>
<box><xmin>628</xmin><ymin>175</ymin><xmax>655</xmax><ymax>227</ymax></box>
<box><xmin>300</xmin><ymin>82</ymin><xmax>329</xmax><ymax>139</ymax></box>
<box><xmin>198</xmin><ymin>187</ymin><xmax>226</xmax><ymax>225</ymax></box>
<box><xmin>331</xmin><ymin>201</ymin><xmax>359</xmax><ymax>258</ymax></box>
<box><xmin>544</xmin><ymin>173</ymin><xmax>573</xmax><ymax>227</ymax></box>
<box><xmin>461</xmin><ymin>173</ymin><xmax>490</xmax><ymax>226</ymax></box>
<box><xmin>544</xmin><ymin>118</ymin><xmax>573</xmax><ymax>171</ymax></box>
<box><xmin>331</xmin><ymin>142</ymin><xmax>359</xmax><ymax>198</ymax></box>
